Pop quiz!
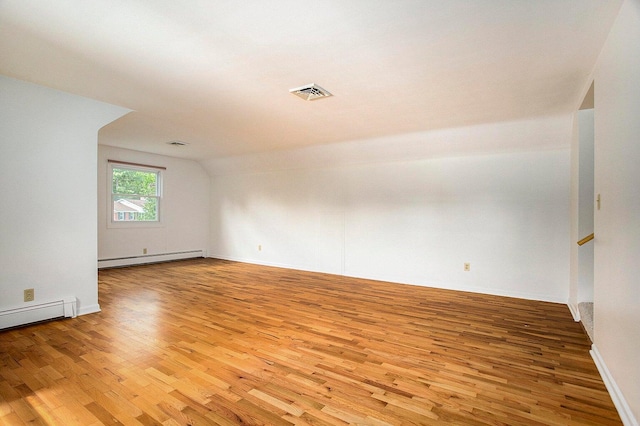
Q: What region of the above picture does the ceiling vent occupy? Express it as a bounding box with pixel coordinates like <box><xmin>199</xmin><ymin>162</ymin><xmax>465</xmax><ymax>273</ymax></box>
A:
<box><xmin>167</xmin><ymin>140</ymin><xmax>188</xmax><ymax>146</ymax></box>
<box><xmin>289</xmin><ymin>83</ymin><xmax>332</xmax><ymax>101</ymax></box>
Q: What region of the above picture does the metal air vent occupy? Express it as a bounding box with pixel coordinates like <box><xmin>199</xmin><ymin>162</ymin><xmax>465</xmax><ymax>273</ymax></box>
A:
<box><xmin>289</xmin><ymin>83</ymin><xmax>332</xmax><ymax>101</ymax></box>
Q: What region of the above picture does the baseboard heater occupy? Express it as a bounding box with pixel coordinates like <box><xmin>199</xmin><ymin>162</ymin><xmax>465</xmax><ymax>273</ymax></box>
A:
<box><xmin>98</xmin><ymin>250</ymin><xmax>205</xmax><ymax>269</ymax></box>
<box><xmin>0</xmin><ymin>298</ymin><xmax>77</xmax><ymax>330</ymax></box>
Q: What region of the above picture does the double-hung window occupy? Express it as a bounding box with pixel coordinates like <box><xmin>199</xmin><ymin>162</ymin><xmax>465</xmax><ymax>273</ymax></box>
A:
<box><xmin>109</xmin><ymin>161</ymin><xmax>163</xmax><ymax>225</ymax></box>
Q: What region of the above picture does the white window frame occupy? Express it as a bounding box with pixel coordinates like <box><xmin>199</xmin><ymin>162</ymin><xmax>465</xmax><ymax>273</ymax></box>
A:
<box><xmin>108</xmin><ymin>161</ymin><xmax>165</xmax><ymax>228</ymax></box>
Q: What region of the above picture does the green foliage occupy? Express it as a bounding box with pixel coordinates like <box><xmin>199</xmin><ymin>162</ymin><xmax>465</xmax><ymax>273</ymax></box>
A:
<box><xmin>112</xmin><ymin>168</ymin><xmax>157</xmax><ymax>195</ymax></box>
<box><xmin>141</xmin><ymin>198</ymin><xmax>158</xmax><ymax>221</ymax></box>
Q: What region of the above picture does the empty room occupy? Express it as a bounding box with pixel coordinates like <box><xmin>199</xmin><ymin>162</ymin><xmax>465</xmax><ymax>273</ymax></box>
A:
<box><xmin>1</xmin><ymin>1</ymin><xmax>638</xmax><ymax>425</ymax></box>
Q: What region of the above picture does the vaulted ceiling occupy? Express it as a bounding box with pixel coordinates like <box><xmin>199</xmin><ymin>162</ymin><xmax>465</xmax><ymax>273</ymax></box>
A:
<box><xmin>0</xmin><ymin>1</ymin><xmax>621</xmax><ymax>161</ymax></box>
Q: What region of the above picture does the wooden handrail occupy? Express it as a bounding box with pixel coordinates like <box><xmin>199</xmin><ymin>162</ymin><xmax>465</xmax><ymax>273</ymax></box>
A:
<box><xmin>577</xmin><ymin>233</ymin><xmax>594</xmax><ymax>246</ymax></box>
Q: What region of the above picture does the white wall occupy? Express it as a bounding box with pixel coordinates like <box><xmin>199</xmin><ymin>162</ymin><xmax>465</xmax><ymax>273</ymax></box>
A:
<box><xmin>209</xmin><ymin>117</ymin><xmax>572</xmax><ymax>303</ymax></box>
<box><xmin>98</xmin><ymin>145</ymin><xmax>210</xmax><ymax>263</ymax></box>
<box><xmin>0</xmin><ymin>76</ymin><xmax>128</xmax><ymax>317</ymax></box>
<box><xmin>592</xmin><ymin>0</ymin><xmax>640</xmax><ymax>423</ymax></box>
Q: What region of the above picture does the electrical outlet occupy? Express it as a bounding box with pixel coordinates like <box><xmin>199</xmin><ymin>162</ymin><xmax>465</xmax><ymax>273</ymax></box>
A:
<box><xmin>258</xmin><ymin>245</ymin><xmax>262</xmax><ymax>251</ymax></box>
<box><xmin>143</xmin><ymin>248</ymin><xmax>148</xmax><ymax>254</ymax></box>
<box><xmin>464</xmin><ymin>263</ymin><xmax>471</xmax><ymax>272</ymax></box>
<box><xmin>24</xmin><ymin>288</ymin><xmax>34</xmax><ymax>302</ymax></box>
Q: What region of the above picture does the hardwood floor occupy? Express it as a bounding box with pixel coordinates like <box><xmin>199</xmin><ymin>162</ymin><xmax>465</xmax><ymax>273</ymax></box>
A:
<box><xmin>0</xmin><ymin>258</ymin><xmax>620</xmax><ymax>425</ymax></box>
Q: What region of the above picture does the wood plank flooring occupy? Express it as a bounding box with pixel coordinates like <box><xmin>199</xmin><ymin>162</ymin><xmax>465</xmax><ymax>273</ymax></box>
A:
<box><xmin>0</xmin><ymin>258</ymin><xmax>621</xmax><ymax>425</ymax></box>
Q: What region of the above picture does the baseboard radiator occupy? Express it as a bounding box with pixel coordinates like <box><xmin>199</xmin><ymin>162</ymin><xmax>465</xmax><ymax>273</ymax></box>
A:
<box><xmin>98</xmin><ymin>250</ymin><xmax>205</xmax><ymax>269</ymax></box>
<box><xmin>0</xmin><ymin>298</ymin><xmax>77</xmax><ymax>330</ymax></box>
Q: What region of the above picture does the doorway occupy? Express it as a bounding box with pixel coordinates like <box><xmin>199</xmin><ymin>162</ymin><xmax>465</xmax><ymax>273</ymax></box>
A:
<box><xmin>577</xmin><ymin>82</ymin><xmax>595</xmax><ymax>341</ymax></box>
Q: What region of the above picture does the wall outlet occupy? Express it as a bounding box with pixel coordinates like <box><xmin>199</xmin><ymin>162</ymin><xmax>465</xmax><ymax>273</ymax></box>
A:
<box><xmin>143</xmin><ymin>248</ymin><xmax>148</xmax><ymax>254</ymax></box>
<box><xmin>258</xmin><ymin>245</ymin><xmax>262</xmax><ymax>251</ymax></box>
<box><xmin>24</xmin><ymin>288</ymin><xmax>35</xmax><ymax>302</ymax></box>
<box><xmin>464</xmin><ymin>263</ymin><xmax>471</xmax><ymax>272</ymax></box>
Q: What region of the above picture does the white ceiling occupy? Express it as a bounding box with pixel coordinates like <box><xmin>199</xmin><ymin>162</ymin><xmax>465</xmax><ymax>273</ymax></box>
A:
<box><xmin>0</xmin><ymin>1</ymin><xmax>621</xmax><ymax>161</ymax></box>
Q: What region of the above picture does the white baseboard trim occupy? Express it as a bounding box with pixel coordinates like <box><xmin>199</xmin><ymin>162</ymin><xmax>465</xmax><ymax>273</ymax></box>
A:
<box><xmin>208</xmin><ymin>254</ymin><xmax>335</xmax><ymax>275</ymax></box>
<box><xmin>98</xmin><ymin>250</ymin><xmax>205</xmax><ymax>269</ymax></box>
<box><xmin>567</xmin><ymin>302</ymin><xmax>580</xmax><ymax>321</ymax></box>
<box><xmin>590</xmin><ymin>344</ymin><xmax>638</xmax><ymax>426</ymax></box>
<box><xmin>207</xmin><ymin>254</ymin><xmax>566</xmax><ymax>303</ymax></box>
<box><xmin>377</xmin><ymin>278</ymin><xmax>566</xmax><ymax>304</ymax></box>
<box><xmin>78</xmin><ymin>304</ymin><xmax>101</xmax><ymax>317</ymax></box>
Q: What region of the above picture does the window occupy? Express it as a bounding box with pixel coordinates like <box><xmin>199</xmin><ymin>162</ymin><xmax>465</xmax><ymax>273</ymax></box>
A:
<box><xmin>109</xmin><ymin>162</ymin><xmax>163</xmax><ymax>224</ymax></box>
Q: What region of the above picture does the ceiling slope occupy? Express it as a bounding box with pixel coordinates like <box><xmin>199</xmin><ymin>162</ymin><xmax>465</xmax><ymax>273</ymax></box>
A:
<box><xmin>0</xmin><ymin>1</ymin><xmax>622</xmax><ymax>160</ymax></box>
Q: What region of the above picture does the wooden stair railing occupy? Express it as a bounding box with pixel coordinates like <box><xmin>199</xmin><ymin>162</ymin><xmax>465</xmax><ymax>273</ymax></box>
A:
<box><xmin>577</xmin><ymin>233</ymin><xmax>594</xmax><ymax>246</ymax></box>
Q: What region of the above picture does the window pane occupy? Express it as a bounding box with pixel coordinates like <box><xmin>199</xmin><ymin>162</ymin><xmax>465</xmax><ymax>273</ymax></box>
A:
<box><xmin>112</xmin><ymin>196</ymin><xmax>158</xmax><ymax>221</ymax></box>
<box><xmin>112</xmin><ymin>168</ymin><xmax>157</xmax><ymax>196</ymax></box>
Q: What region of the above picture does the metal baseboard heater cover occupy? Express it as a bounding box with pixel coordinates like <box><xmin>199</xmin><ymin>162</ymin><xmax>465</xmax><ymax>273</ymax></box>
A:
<box><xmin>0</xmin><ymin>298</ymin><xmax>77</xmax><ymax>330</ymax></box>
<box><xmin>98</xmin><ymin>250</ymin><xmax>205</xmax><ymax>269</ymax></box>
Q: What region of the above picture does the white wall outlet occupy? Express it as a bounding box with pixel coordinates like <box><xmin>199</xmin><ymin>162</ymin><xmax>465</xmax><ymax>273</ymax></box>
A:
<box><xmin>258</xmin><ymin>245</ymin><xmax>262</xmax><ymax>251</ymax></box>
<box><xmin>24</xmin><ymin>288</ymin><xmax>35</xmax><ymax>302</ymax></box>
<box><xmin>143</xmin><ymin>248</ymin><xmax>148</xmax><ymax>254</ymax></box>
<box><xmin>464</xmin><ymin>263</ymin><xmax>470</xmax><ymax>271</ymax></box>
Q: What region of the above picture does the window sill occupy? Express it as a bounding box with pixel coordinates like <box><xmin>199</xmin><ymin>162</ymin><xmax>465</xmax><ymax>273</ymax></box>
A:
<box><xmin>106</xmin><ymin>220</ymin><xmax>165</xmax><ymax>229</ymax></box>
